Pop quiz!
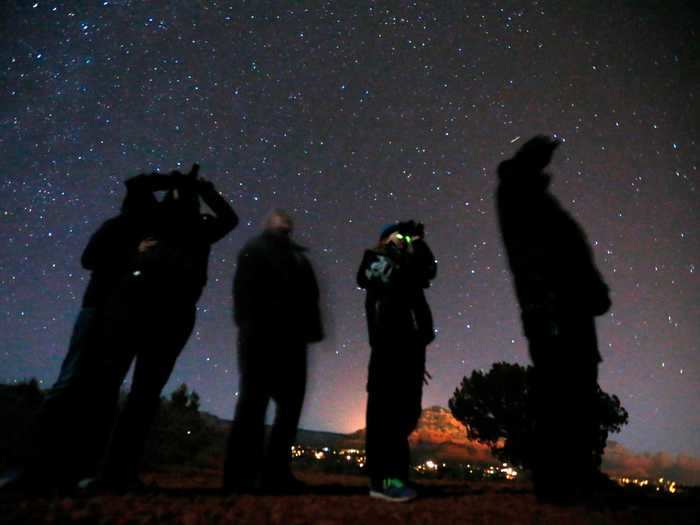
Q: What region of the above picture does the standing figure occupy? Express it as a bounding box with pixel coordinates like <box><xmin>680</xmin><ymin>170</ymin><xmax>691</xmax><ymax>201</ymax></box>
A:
<box><xmin>95</xmin><ymin>166</ymin><xmax>238</xmax><ymax>490</ymax></box>
<box><xmin>225</xmin><ymin>210</ymin><xmax>323</xmax><ymax>493</ymax></box>
<box><xmin>496</xmin><ymin>136</ymin><xmax>611</xmax><ymax>504</ymax></box>
<box><xmin>1</xmin><ymin>178</ymin><xmax>156</xmax><ymax>492</ymax></box>
<box><xmin>357</xmin><ymin>221</ymin><xmax>437</xmax><ymax>502</ymax></box>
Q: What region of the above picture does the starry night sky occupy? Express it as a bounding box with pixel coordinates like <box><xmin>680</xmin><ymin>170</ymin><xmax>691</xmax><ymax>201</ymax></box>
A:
<box><xmin>1</xmin><ymin>1</ymin><xmax>698</xmax><ymax>459</ymax></box>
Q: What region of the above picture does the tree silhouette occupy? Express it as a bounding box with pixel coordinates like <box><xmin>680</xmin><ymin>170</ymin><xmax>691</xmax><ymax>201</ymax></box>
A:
<box><xmin>143</xmin><ymin>384</ymin><xmax>211</xmax><ymax>468</ymax></box>
<box><xmin>169</xmin><ymin>383</ymin><xmax>201</xmax><ymax>413</ymax></box>
<box><xmin>0</xmin><ymin>381</ymin><xmax>216</xmax><ymax>471</ymax></box>
<box><xmin>448</xmin><ymin>362</ymin><xmax>628</xmax><ymax>469</ymax></box>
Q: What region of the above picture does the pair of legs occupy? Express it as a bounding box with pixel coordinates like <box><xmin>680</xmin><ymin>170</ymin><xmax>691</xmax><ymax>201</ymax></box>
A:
<box><xmin>365</xmin><ymin>341</ymin><xmax>425</xmax><ymax>487</ymax></box>
<box><xmin>224</xmin><ymin>331</ymin><xmax>307</xmax><ymax>491</ymax></box>
<box><xmin>529</xmin><ymin>316</ymin><xmax>600</xmax><ymax>503</ymax></box>
<box><xmin>20</xmin><ymin>307</ymin><xmax>113</xmax><ymax>488</ymax></box>
<box><xmin>96</xmin><ymin>290</ymin><xmax>196</xmax><ymax>485</ymax></box>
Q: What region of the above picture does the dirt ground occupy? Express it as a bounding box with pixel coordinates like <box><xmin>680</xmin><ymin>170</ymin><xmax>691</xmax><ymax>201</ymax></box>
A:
<box><xmin>1</xmin><ymin>470</ymin><xmax>697</xmax><ymax>525</ymax></box>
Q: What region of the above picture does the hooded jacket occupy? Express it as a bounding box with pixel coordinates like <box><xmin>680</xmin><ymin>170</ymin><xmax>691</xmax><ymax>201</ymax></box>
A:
<box><xmin>496</xmin><ymin>156</ymin><xmax>611</xmax><ymax>347</ymax></box>
<box><xmin>357</xmin><ymin>239</ymin><xmax>436</xmax><ymax>348</ymax></box>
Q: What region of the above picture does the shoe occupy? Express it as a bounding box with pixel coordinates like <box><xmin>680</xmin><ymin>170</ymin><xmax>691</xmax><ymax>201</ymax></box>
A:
<box><xmin>261</xmin><ymin>474</ymin><xmax>307</xmax><ymax>495</ymax></box>
<box><xmin>222</xmin><ymin>481</ymin><xmax>258</xmax><ymax>495</ymax></box>
<box><xmin>0</xmin><ymin>468</ymin><xmax>72</xmax><ymax>496</ymax></box>
<box><xmin>0</xmin><ymin>469</ymin><xmax>38</xmax><ymax>494</ymax></box>
<box><xmin>223</xmin><ymin>470</ymin><xmax>261</xmax><ymax>495</ymax></box>
<box><xmin>76</xmin><ymin>477</ymin><xmax>98</xmax><ymax>491</ymax></box>
<box><xmin>78</xmin><ymin>475</ymin><xmax>150</xmax><ymax>494</ymax></box>
<box><xmin>369</xmin><ymin>478</ymin><xmax>417</xmax><ymax>502</ymax></box>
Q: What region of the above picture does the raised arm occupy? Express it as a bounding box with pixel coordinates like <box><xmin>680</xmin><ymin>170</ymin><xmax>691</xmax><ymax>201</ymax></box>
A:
<box><xmin>408</xmin><ymin>239</ymin><xmax>437</xmax><ymax>286</ymax></box>
<box><xmin>121</xmin><ymin>173</ymin><xmax>184</xmax><ymax>219</ymax></box>
<box><xmin>197</xmin><ymin>178</ymin><xmax>239</xmax><ymax>243</ymax></box>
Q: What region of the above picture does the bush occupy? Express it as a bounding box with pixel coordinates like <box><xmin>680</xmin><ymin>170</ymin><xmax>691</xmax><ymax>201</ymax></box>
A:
<box><xmin>449</xmin><ymin>362</ymin><xmax>628</xmax><ymax>469</ymax></box>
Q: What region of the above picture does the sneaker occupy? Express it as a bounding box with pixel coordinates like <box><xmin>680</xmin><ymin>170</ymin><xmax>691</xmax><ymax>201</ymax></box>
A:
<box><xmin>0</xmin><ymin>469</ymin><xmax>38</xmax><ymax>494</ymax></box>
<box><xmin>261</xmin><ymin>474</ymin><xmax>307</xmax><ymax>495</ymax></box>
<box><xmin>0</xmin><ymin>468</ymin><xmax>71</xmax><ymax>496</ymax></box>
<box><xmin>78</xmin><ymin>475</ymin><xmax>150</xmax><ymax>494</ymax></box>
<box><xmin>369</xmin><ymin>478</ymin><xmax>417</xmax><ymax>502</ymax></box>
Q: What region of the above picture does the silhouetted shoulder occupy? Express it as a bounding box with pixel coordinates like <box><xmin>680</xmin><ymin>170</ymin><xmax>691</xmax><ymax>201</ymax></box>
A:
<box><xmin>238</xmin><ymin>234</ymin><xmax>268</xmax><ymax>258</ymax></box>
<box><xmin>80</xmin><ymin>215</ymin><xmax>133</xmax><ymax>271</ymax></box>
<box><xmin>410</xmin><ymin>239</ymin><xmax>437</xmax><ymax>285</ymax></box>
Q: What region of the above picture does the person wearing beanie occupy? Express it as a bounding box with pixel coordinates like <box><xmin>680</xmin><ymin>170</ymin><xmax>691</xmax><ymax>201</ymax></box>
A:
<box><xmin>356</xmin><ymin>220</ymin><xmax>437</xmax><ymax>502</ymax></box>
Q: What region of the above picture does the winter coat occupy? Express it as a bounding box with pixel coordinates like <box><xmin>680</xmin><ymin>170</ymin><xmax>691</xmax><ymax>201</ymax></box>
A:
<box><xmin>124</xmin><ymin>176</ymin><xmax>238</xmax><ymax>305</ymax></box>
<box><xmin>80</xmin><ymin>216</ymin><xmax>143</xmax><ymax>308</ymax></box>
<box><xmin>496</xmin><ymin>159</ymin><xmax>611</xmax><ymax>350</ymax></box>
<box><xmin>357</xmin><ymin>239</ymin><xmax>437</xmax><ymax>348</ymax></box>
<box><xmin>233</xmin><ymin>231</ymin><xmax>323</xmax><ymax>344</ymax></box>
<box><xmin>80</xmin><ymin>175</ymin><xmax>162</xmax><ymax>308</ymax></box>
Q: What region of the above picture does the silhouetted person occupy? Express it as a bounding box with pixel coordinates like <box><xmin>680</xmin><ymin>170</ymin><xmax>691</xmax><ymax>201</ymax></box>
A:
<box><xmin>0</xmin><ymin>177</ymin><xmax>158</xmax><ymax>493</ymax></box>
<box><xmin>224</xmin><ymin>210</ymin><xmax>323</xmax><ymax>493</ymax></box>
<box><xmin>91</xmin><ymin>166</ymin><xmax>238</xmax><ymax>490</ymax></box>
<box><xmin>357</xmin><ymin>221</ymin><xmax>437</xmax><ymax>502</ymax></box>
<box><xmin>496</xmin><ymin>136</ymin><xmax>611</xmax><ymax>504</ymax></box>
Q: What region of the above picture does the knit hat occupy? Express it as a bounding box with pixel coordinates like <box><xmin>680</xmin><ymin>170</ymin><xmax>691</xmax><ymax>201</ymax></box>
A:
<box><xmin>379</xmin><ymin>223</ymin><xmax>401</xmax><ymax>241</ymax></box>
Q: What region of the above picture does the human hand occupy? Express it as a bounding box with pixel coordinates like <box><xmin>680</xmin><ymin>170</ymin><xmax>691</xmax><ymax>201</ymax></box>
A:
<box><xmin>386</xmin><ymin>231</ymin><xmax>408</xmax><ymax>251</ymax></box>
<box><xmin>186</xmin><ymin>163</ymin><xmax>200</xmax><ymax>178</ymax></box>
<box><xmin>397</xmin><ymin>220</ymin><xmax>425</xmax><ymax>242</ymax></box>
<box><xmin>138</xmin><ymin>237</ymin><xmax>158</xmax><ymax>253</ymax></box>
<box><xmin>515</xmin><ymin>135</ymin><xmax>559</xmax><ymax>171</ymax></box>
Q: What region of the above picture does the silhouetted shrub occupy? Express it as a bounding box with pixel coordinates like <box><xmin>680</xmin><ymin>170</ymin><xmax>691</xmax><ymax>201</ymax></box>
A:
<box><xmin>143</xmin><ymin>384</ymin><xmax>213</xmax><ymax>469</ymax></box>
<box><xmin>0</xmin><ymin>380</ymin><xmax>216</xmax><ymax>471</ymax></box>
<box><xmin>449</xmin><ymin>362</ymin><xmax>628</xmax><ymax>469</ymax></box>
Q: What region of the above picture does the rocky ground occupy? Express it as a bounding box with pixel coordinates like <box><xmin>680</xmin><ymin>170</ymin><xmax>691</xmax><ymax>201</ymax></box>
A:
<box><xmin>1</xmin><ymin>470</ymin><xmax>697</xmax><ymax>525</ymax></box>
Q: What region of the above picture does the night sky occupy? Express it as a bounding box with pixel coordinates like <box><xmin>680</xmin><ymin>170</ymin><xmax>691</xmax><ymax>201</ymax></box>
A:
<box><xmin>1</xmin><ymin>1</ymin><xmax>698</xmax><ymax>460</ymax></box>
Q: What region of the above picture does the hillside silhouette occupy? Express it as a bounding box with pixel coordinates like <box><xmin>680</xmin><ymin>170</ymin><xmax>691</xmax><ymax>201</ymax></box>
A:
<box><xmin>3</xmin><ymin>381</ymin><xmax>700</xmax><ymax>525</ymax></box>
<box><xmin>3</xmin><ymin>381</ymin><xmax>699</xmax><ymax>487</ymax></box>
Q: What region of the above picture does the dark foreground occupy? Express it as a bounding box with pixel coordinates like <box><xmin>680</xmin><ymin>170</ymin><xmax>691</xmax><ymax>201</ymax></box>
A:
<box><xmin>2</xmin><ymin>470</ymin><xmax>697</xmax><ymax>525</ymax></box>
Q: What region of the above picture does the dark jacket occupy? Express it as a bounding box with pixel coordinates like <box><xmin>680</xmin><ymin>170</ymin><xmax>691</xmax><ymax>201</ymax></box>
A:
<box><xmin>496</xmin><ymin>158</ymin><xmax>611</xmax><ymax>345</ymax></box>
<box><xmin>80</xmin><ymin>216</ymin><xmax>142</xmax><ymax>308</ymax></box>
<box><xmin>357</xmin><ymin>239</ymin><xmax>437</xmax><ymax>348</ymax></box>
<box><xmin>80</xmin><ymin>176</ymin><xmax>161</xmax><ymax>308</ymax></box>
<box><xmin>126</xmin><ymin>175</ymin><xmax>238</xmax><ymax>304</ymax></box>
<box><xmin>233</xmin><ymin>231</ymin><xmax>323</xmax><ymax>344</ymax></box>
